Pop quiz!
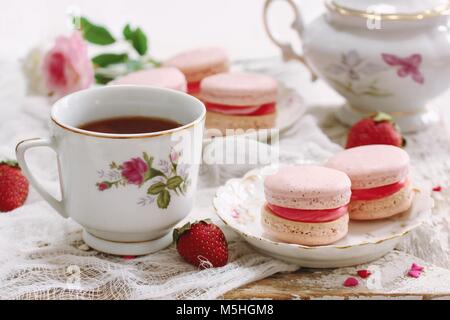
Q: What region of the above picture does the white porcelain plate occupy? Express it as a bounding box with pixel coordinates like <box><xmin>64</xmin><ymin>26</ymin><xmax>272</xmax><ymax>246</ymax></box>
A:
<box><xmin>213</xmin><ymin>166</ymin><xmax>434</xmax><ymax>268</ymax></box>
<box><xmin>204</xmin><ymin>83</ymin><xmax>305</xmax><ymax>142</ymax></box>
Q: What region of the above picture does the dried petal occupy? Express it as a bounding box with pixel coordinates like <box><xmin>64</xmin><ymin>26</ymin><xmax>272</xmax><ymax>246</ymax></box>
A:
<box><xmin>343</xmin><ymin>277</ymin><xmax>359</xmax><ymax>287</ymax></box>
<box><xmin>411</xmin><ymin>263</ymin><xmax>424</xmax><ymax>272</ymax></box>
<box><xmin>357</xmin><ymin>269</ymin><xmax>372</xmax><ymax>279</ymax></box>
<box><xmin>408</xmin><ymin>270</ymin><xmax>421</xmax><ymax>278</ymax></box>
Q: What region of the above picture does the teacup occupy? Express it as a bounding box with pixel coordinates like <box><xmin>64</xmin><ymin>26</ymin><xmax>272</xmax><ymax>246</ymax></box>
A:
<box><xmin>16</xmin><ymin>86</ymin><xmax>205</xmax><ymax>255</ymax></box>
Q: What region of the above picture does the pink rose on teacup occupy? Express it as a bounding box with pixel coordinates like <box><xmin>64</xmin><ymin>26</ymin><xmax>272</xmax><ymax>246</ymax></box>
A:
<box><xmin>121</xmin><ymin>158</ymin><xmax>148</xmax><ymax>185</ymax></box>
<box><xmin>42</xmin><ymin>31</ymin><xmax>93</xmax><ymax>98</ymax></box>
<box><xmin>170</xmin><ymin>150</ymin><xmax>180</xmax><ymax>163</ymax></box>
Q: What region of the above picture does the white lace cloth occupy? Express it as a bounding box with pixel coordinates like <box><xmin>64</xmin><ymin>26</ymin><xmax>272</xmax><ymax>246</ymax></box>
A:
<box><xmin>1</xmin><ymin>59</ymin><xmax>450</xmax><ymax>299</ymax></box>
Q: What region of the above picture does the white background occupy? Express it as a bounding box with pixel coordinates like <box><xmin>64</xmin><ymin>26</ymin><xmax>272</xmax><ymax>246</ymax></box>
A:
<box><xmin>0</xmin><ymin>0</ymin><xmax>325</xmax><ymax>61</ymax></box>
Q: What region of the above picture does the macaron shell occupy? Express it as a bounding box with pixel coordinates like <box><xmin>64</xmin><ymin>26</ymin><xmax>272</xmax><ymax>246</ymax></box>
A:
<box><xmin>205</xmin><ymin>110</ymin><xmax>276</xmax><ymax>134</ymax></box>
<box><xmin>349</xmin><ymin>181</ymin><xmax>413</xmax><ymax>220</ymax></box>
<box><xmin>163</xmin><ymin>47</ymin><xmax>229</xmax><ymax>82</ymax></box>
<box><xmin>264</xmin><ymin>165</ymin><xmax>351</xmax><ymax>210</ymax></box>
<box><xmin>261</xmin><ymin>206</ymin><xmax>349</xmax><ymax>246</ymax></box>
<box><xmin>326</xmin><ymin>145</ymin><xmax>410</xmax><ymax>189</ymax></box>
<box><xmin>111</xmin><ymin>67</ymin><xmax>187</xmax><ymax>91</ymax></box>
<box><xmin>200</xmin><ymin>73</ymin><xmax>278</xmax><ymax>106</ymax></box>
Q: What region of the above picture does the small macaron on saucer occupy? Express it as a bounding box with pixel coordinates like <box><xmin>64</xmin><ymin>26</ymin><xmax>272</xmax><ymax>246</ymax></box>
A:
<box><xmin>202</xmin><ymin>74</ymin><xmax>305</xmax><ymax>142</ymax></box>
<box><xmin>327</xmin><ymin>145</ymin><xmax>413</xmax><ymax>221</ymax></box>
<box><xmin>213</xmin><ymin>164</ymin><xmax>433</xmax><ymax>268</ymax></box>
<box><xmin>163</xmin><ymin>47</ymin><xmax>230</xmax><ymax>97</ymax></box>
<box><xmin>109</xmin><ymin>67</ymin><xmax>187</xmax><ymax>91</ymax></box>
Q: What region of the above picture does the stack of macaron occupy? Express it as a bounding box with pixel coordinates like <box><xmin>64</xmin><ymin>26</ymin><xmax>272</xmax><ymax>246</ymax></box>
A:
<box><xmin>110</xmin><ymin>67</ymin><xmax>187</xmax><ymax>92</ymax></box>
<box><xmin>110</xmin><ymin>46</ymin><xmax>280</xmax><ymax>134</ymax></box>
<box><xmin>200</xmin><ymin>72</ymin><xmax>278</xmax><ymax>134</ymax></box>
<box><xmin>262</xmin><ymin>165</ymin><xmax>351</xmax><ymax>245</ymax></box>
<box><xmin>326</xmin><ymin>145</ymin><xmax>413</xmax><ymax>220</ymax></box>
<box><xmin>164</xmin><ymin>47</ymin><xmax>229</xmax><ymax>97</ymax></box>
<box><xmin>261</xmin><ymin>145</ymin><xmax>414</xmax><ymax>246</ymax></box>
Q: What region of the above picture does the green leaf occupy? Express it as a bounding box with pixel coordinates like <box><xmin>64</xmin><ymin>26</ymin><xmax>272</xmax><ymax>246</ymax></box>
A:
<box><xmin>94</xmin><ymin>73</ymin><xmax>114</xmax><ymax>85</ymax></box>
<box><xmin>131</xmin><ymin>28</ymin><xmax>148</xmax><ymax>55</ymax></box>
<box><xmin>373</xmin><ymin>112</ymin><xmax>394</xmax><ymax>123</ymax></box>
<box><xmin>79</xmin><ymin>17</ymin><xmax>115</xmax><ymax>45</ymax></box>
<box><xmin>123</xmin><ymin>24</ymin><xmax>133</xmax><ymax>41</ymax></box>
<box><xmin>92</xmin><ymin>53</ymin><xmax>128</xmax><ymax>67</ymax></box>
<box><xmin>0</xmin><ymin>160</ymin><xmax>18</xmax><ymax>168</ymax></box>
<box><xmin>145</xmin><ymin>168</ymin><xmax>165</xmax><ymax>181</ymax></box>
<box><xmin>147</xmin><ymin>182</ymin><xmax>166</xmax><ymax>195</ymax></box>
<box><xmin>172</xmin><ymin>221</ymin><xmax>191</xmax><ymax>243</ymax></box>
<box><xmin>157</xmin><ymin>190</ymin><xmax>171</xmax><ymax>209</ymax></box>
<box><xmin>143</xmin><ymin>152</ymin><xmax>151</xmax><ymax>164</ymax></box>
<box><xmin>166</xmin><ymin>176</ymin><xmax>183</xmax><ymax>190</ymax></box>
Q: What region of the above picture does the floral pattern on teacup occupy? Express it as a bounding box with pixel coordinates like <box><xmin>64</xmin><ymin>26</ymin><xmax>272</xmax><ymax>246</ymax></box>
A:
<box><xmin>96</xmin><ymin>149</ymin><xmax>191</xmax><ymax>209</ymax></box>
<box><xmin>381</xmin><ymin>53</ymin><xmax>425</xmax><ymax>85</ymax></box>
<box><xmin>325</xmin><ymin>50</ymin><xmax>392</xmax><ymax>97</ymax></box>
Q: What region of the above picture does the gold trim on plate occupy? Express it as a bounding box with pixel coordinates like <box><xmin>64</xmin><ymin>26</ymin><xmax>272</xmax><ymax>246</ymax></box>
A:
<box><xmin>326</xmin><ymin>0</ymin><xmax>450</xmax><ymax>21</ymax></box>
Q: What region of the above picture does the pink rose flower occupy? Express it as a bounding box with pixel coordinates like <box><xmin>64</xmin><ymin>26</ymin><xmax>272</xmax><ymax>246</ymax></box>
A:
<box><xmin>42</xmin><ymin>31</ymin><xmax>93</xmax><ymax>98</ymax></box>
<box><xmin>97</xmin><ymin>182</ymin><xmax>110</xmax><ymax>191</ymax></box>
<box><xmin>170</xmin><ymin>150</ymin><xmax>180</xmax><ymax>163</ymax></box>
<box><xmin>121</xmin><ymin>158</ymin><xmax>148</xmax><ymax>185</ymax></box>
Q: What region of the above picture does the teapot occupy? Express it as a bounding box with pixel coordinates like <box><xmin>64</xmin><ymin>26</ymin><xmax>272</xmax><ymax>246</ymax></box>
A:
<box><xmin>264</xmin><ymin>0</ymin><xmax>450</xmax><ymax>132</ymax></box>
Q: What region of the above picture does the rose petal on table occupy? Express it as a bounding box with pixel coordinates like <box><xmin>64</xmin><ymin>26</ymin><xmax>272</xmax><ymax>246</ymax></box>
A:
<box><xmin>408</xmin><ymin>270</ymin><xmax>421</xmax><ymax>278</ymax></box>
<box><xmin>433</xmin><ymin>186</ymin><xmax>442</xmax><ymax>192</ymax></box>
<box><xmin>343</xmin><ymin>277</ymin><xmax>359</xmax><ymax>287</ymax></box>
<box><xmin>357</xmin><ymin>269</ymin><xmax>372</xmax><ymax>279</ymax></box>
<box><xmin>123</xmin><ymin>255</ymin><xmax>136</xmax><ymax>260</ymax></box>
<box><xmin>411</xmin><ymin>263</ymin><xmax>424</xmax><ymax>272</ymax></box>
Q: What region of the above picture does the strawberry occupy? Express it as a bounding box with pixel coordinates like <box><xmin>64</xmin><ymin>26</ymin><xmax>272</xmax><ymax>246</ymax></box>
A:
<box><xmin>346</xmin><ymin>112</ymin><xmax>405</xmax><ymax>149</ymax></box>
<box><xmin>173</xmin><ymin>220</ymin><xmax>228</xmax><ymax>269</ymax></box>
<box><xmin>0</xmin><ymin>160</ymin><xmax>29</xmax><ymax>212</ymax></box>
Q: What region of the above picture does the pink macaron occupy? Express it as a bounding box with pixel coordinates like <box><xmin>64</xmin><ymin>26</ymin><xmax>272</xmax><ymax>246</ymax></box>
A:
<box><xmin>200</xmin><ymin>72</ymin><xmax>278</xmax><ymax>134</ymax></box>
<box><xmin>163</xmin><ymin>47</ymin><xmax>229</xmax><ymax>96</ymax></box>
<box><xmin>326</xmin><ymin>145</ymin><xmax>413</xmax><ymax>220</ymax></box>
<box><xmin>262</xmin><ymin>165</ymin><xmax>351</xmax><ymax>246</ymax></box>
<box><xmin>110</xmin><ymin>67</ymin><xmax>187</xmax><ymax>91</ymax></box>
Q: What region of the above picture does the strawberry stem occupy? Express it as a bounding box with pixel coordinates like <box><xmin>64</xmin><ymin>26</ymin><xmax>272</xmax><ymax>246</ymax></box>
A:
<box><xmin>0</xmin><ymin>160</ymin><xmax>19</xmax><ymax>168</ymax></box>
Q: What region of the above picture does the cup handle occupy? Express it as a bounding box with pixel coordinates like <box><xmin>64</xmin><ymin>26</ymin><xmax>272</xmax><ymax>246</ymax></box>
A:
<box><xmin>263</xmin><ymin>0</ymin><xmax>317</xmax><ymax>81</ymax></box>
<box><xmin>16</xmin><ymin>138</ymin><xmax>68</xmax><ymax>218</ymax></box>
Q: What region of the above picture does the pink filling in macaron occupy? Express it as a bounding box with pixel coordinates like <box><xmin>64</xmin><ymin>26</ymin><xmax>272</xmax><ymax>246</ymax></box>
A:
<box><xmin>205</xmin><ymin>102</ymin><xmax>276</xmax><ymax>116</ymax></box>
<box><xmin>266</xmin><ymin>203</ymin><xmax>348</xmax><ymax>223</ymax></box>
<box><xmin>200</xmin><ymin>72</ymin><xmax>278</xmax><ymax>116</ymax></box>
<box><xmin>187</xmin><ymin>81</ymin><xmax>201</xmax><ymax>94</ymax></box>
<box><xmin>351</xmin><ymin>178</ymin><xmax>407</xmax><ymax>201</ymax></box>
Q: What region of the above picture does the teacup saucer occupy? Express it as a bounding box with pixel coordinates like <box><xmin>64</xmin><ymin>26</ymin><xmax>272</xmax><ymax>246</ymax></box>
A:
<box><xmin>82</xmin><ymin>230</ymin><xmax>173</xmax><ymax>256</ymax></box>
<box><xmin>213</xmin><ymin>166</ymin><xmax>433</xmax><ymax>268</ymax></box>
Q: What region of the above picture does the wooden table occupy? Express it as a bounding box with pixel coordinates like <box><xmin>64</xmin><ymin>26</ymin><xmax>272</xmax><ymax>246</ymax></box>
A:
<box><xmin>223</xmin><ymin>251</ymin><xmax>450</xmax><ymax>300</ymax></box>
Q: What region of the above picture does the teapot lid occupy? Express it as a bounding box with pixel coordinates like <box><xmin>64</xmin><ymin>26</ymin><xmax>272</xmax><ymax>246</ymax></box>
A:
<box><xmin>329</xmin><ymin>0</ymin><xmax>450</xmax><ymax>16</ymax></box>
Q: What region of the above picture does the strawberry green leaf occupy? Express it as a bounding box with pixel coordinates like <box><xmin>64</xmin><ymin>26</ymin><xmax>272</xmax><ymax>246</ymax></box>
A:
<box><xmin>372</xmin><ymin>112</ymin><xmax>393</xmax><ymax>123</ymax></box>
<box><xmin>0</xmin><ymin>160</ymin><xmax>19</xmax><ymax>168</ymax></box>
<box><xmin>173</xmin><ymin>221</ymin><xmax>191</xmax><ymax>243</ymax></box>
